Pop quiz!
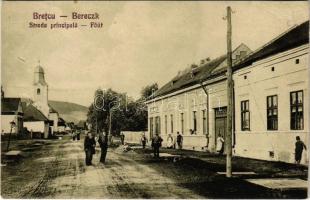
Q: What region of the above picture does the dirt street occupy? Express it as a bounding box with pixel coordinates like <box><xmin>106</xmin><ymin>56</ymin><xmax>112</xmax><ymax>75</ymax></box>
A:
<box><xmin>1</xmin><ymin>137</ymin><xmax>204</xmax><ymax>198</ymax></box>
<box><xmin>2</xmin><ymin>137</ymin><xmax>307</xmax><ymax>199</ymax></box>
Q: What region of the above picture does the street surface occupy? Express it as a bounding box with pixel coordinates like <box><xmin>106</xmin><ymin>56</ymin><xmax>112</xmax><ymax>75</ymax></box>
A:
<box><xmin>1</xmin><ymin>136</ymin><xmax>307</xmax><ymax>199</ymax></box>
<box><xmin>1</xmin><ymin>137</ymin><xmax>204</xmax><ymax>198</ymax></box>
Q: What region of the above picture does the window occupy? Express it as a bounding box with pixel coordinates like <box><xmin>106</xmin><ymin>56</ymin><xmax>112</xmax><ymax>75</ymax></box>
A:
<box><xmin>164</xmin><ymin>115</ymin><xmax>167</xmax><ymax>134</ymax></box>
<box><xmin>295</xmin><ymin>59</ymin><xmax>300</xmax><ymax>64</ymax></box>
<box><xmin>267</xmin><ymin>95</ymin><xmax>278</xmax><ymax>130</ymax></box>
<box><xmin>155</xmin><ymin>116</ymin><xmax>161</xmax><ymax>134</ymax></box>
<box><xmin>193</xmin><ymin>111</ymin><xmax>197</xmax><ymax>133</ymax></box>
<box><xmin>37</xmin><ymin>88</ymin><xmax>40</xmax><ymax>95</ymax></box>
<box><xmin>170</xmin><ymin>114</ymin><xmax>174</xmax><ymax>133</ymax></box>
<box><xmin>180</xmin><ymin>113</ymin><xmax>184</xmax><ymax>134</ymax></box>
<box><xmin>290</xmin><ymin>91</ymin><xmax>303</xmax><ymax>130</ymax></box>
<box><xmin>202</xmin><ymin>110</ymin><xmax>207</xmax><ymax>134</ymax></box>
<box><xmin>241</xmin><ymin>100</ymin><xmax>250</xmax><ymax>131</ymax></box>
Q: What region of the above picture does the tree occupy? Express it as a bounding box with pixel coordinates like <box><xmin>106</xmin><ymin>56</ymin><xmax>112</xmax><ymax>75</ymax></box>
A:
<box><xmin>141</xmin><ymin>83</ymin><xmax>158</xmax><ymax>100</ymax></box>
<box><xmin>87</xmin><ymin>84</ymin><xmax>157</xmax><ymax>136</ymax></box>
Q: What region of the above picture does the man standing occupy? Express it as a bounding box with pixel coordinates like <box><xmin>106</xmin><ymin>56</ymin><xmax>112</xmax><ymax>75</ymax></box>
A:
<box><xmin>176</xmin><ymin>132</ymin><xmax>183</xmax><ymax>149</ymax></box>
<box><xmin>120</xmin><ymin>132</ymin><xmax>125</xmax><ymax>145</ymax></box>
<box><xmin>295</xmin><ymin>136</ymin><xmax>307</xmax><ymax>164</ymax></box>
<box><xmin>141</xmin><ymin>133</ymin><xmax>148</xmax><ymax>149</ymax></box>
<box><xmin>151</xmin><ymin>133</ymin><xmax>163</xmax><ymax>158</ymax></box>
<box><xmin>98</xmin><ymin>132</ymin><xmax>108</xmax><ymax>163</ymax></box>
<box><xmin>84</xmin><ymin>132</ymin><xmax>96</xmax><ymax>166</ymax></box>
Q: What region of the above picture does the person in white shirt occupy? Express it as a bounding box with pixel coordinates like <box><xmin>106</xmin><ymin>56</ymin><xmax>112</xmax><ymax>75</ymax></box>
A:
<box><xmin>216</xmin><ymin>134</ymin><xmax>225</xmax><ymax>155</ymax></box>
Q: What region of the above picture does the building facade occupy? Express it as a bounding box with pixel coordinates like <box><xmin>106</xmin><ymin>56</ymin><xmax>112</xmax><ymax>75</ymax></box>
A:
<box><xmin>233</xmin><ymin>22</ymin><xmax>309</xmax><ymax>164</ymax></box>
<box><xmin>146</xmin><ymin>21</ymin><xmax>309</xmax><ymax>164</ymax></box>
<box><xmin>147</xmin><ymin>44</ymin><xmax>252</xmax><ymax>151</ymax></box>
<box><xmin>1</xmin><ymin>98</ymin><xmax>23</xmax><ymax>135</ymax></box>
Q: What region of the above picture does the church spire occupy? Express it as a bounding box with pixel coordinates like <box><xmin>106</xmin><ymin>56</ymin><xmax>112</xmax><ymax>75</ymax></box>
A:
<box><xmin>34</xmin><ymin>62</ymin><xmax>47</xmax><ymax>86</ymax></box>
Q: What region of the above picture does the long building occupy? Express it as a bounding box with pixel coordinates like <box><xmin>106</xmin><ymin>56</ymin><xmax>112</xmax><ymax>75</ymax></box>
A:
<box><xmin>146</xmin><ymin>20</ymin><xmax>309</xmax><ymax>164</ymax></box>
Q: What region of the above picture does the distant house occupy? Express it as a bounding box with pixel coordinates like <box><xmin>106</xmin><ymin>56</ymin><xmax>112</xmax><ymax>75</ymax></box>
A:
<box><xmin>77</xmin><ymin>120</ymin><xmax>86</xmax><ymax>130</ymax></box>
<box><xmin>48</xmin><ymin>106</ymin><xmax>59</xmax><ymax>133</ymax></box>
<box><xmin>23</xmin><ymin>104</ymin><xmax>50</xmax><ymax>138</ymax></box>
<box><xmin>57</xmin><ymin>117</ymin><xmax>66</xmax><ymax>132</ymax></box>
<box><xmin>1</xmin><ymin>98</ymin><xmax>23</xmax><ymax>135</ymax></box>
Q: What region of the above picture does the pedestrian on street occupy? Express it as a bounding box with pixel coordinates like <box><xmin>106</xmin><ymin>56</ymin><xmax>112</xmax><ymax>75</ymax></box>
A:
<box><xmin>167</xmin><ymin>134</ymin><xmax>174</xmax><ymax>149</ymax></box>
<box><xmin>120</xmin><ymin>132</ymin><xmax>125</xmax><ymax>145</ymax></box>
<box><xmin>140</xmin><ymin>133</ymin><xmax>148</xmax><ymax>149</ymax></box>
<box><xmin>216</xmin><ymin>134</ymin><xmax>225</xmax><ymax>155</ymax></box>
<box><xmin>84</xmin><ymin>132</ymin><xmax>96</xmax><ymax>166</ymax></box>
<box><xmin>72</xmin><ymin>131</ymin><xmax>76</xmax><ymax>141</ymax></box>
<box><xmin>151</xmin><ymin>133</ymin><xmax>163</xmax><ymax>158</ymax></box>
<box><xmin>295</xmin><ymin>136</ymin><xmax>307</xmax><ymax>164</ymax></box>
<box><xmin>98</xmin><ymin>132</ymin><xmax>108</xmax><ymax>163</ymax></box>
<box><xmin>176</xmin><ymin>132</ymin><xmax>183</xmax><ymax>149</ymax></box>
<box><xmin>77</xmin><ymin>130</ymin><xmax>81</xmax><ymax>140</ymax></box>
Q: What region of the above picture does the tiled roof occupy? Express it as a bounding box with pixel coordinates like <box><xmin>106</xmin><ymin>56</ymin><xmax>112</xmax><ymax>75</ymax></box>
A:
<box><xmin>49</xmin><ymin>105</ymin><xmax>58</xmax><ymax>113</ymax></box>
<box><xmin>58</xmin><ymin>117</ymin><xmax>66</xmax><ymax>126</ymax></box>
<box><xmin>234</xmin><ymin>20</ymin><xmax>309</xmax><ymax>70</ymax></box>
<box><xmin>151</xmin><ymin>43</ymin><xmax>251</xmax><ymax>99</ymax></box>
<box><xmin>1</xmin><ymin>98</ymin><xmax>22</xmax><ymax>114</ymax></box>
<box><xmin>23</xmin><ymin>104</ymin><xmax>49</xmax><ymax>122</ymax></box>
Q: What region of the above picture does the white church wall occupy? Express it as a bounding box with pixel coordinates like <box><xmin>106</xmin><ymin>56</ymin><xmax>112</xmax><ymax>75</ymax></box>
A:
<box><xmin>24</xmin><ymin>121</ymin><xmax>46</xmax><ymax>134</ymax></box>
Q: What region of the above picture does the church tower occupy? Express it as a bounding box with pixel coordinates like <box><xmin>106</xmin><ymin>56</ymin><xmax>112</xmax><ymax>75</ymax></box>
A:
<box><xmin>33</xmin><ymin>62</ymin><xmax>50</xmax><ymax>117</ymax></box>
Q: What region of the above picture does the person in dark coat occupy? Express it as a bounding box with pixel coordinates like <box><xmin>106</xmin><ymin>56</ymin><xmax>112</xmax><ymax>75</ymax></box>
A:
<box><xmin>176</xmin><ymin>132</ymin><xmax>183</xmax><ymax>149</ymax></box>
<box><xmin>98</xmin><ymin>132</ymin><xmax>108</xmax><ymax>163</ymax></box>
<box><xmin>120</xmin><ymin>132</ymin><xmax>125</xmax><ymax>145</ymax></box>
<box><xmin>151</xmin><ymin>133</ymin><xmax>163</xmax><ymax>158</ymax></box>
<box><xmin>141</xmin><ymin>133</ymin><xmax>148</xmax><ymax>149</ymax></box>
<box><xmin>77</xmin><ymin>130</ymin><xmax>81</xmax><ymax>140</ymax></box>
<box><xmin>84</xmin><ymin>132</ymin><xmax>96</xmax><ymax>166</ymax></box>
<box><xmin>295</xmin><ymin>136</ymin><xmax>307</xmax><ymax>164</ymax></box>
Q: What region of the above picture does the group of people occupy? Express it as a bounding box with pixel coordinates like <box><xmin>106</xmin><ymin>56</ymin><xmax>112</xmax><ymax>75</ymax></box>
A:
<box><xmin>84</xmin><ymin>132</ymin><xmax>108</xmax><ymax>166</ymax></box>
<box><xmin>84</xmin><ymin>131</ymin><xmax>307</xmax><ymax>165</ymax></box>
<box><xmin>72</xmin><ymin>130</ymin><xmax>81</xmax><ymax>141</ymax></box>
<box><xmin>166</xmin><ymin>132</ymin><xmax>183</xmax><ymax>149</ymax></box>
<box><xmin>141</xmin><ymin>132</ymin><xmax>184</xmax><ymax>158</ymax></box>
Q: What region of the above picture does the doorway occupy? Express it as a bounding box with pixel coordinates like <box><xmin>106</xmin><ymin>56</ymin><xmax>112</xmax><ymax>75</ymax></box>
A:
<box><xmin>214</xmin><ymin>107</ymin><xmax>227</xmax><ymax>148</ymax></box>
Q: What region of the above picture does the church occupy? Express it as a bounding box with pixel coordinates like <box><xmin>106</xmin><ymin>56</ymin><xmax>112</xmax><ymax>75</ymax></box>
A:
<box><xmin>1</xmin><ymin>62</ymin><xmax>62</xmax><ymax>138</ymax></box>
<box><xmin>24</xmin><ymin>63</ymin><xmax>61</xmax><ymax>138</ymax></box>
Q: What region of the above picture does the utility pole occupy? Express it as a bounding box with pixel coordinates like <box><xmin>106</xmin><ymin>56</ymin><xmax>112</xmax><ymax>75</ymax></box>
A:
<box><xmin>226</xmin><ymin>6</ymin><xmax>233</xmax><ymax>178</ymax></box>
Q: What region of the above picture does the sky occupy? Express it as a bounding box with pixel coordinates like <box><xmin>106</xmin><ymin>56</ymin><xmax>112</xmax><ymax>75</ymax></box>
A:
<box><xmin>2</xmin><ymin>1</ymin><xmax>308</xmax><ymax>106</ymax></box>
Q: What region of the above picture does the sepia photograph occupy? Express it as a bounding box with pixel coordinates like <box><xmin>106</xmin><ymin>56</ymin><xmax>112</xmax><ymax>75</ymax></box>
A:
<box><xmin>1</xmin><ymin>1</ymin><xmax>309</xmax><ymax>199</ymax></box>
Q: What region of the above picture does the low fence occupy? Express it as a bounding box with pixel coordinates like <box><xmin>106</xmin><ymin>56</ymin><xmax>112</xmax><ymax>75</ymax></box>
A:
<box><xmin>123</xmin><ymin>131</ymin><xmax>149</xmax><ymax>145</ymax></box>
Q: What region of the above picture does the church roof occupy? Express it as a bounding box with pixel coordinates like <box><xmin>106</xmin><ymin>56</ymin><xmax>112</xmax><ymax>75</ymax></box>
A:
<box><xmin>23</xmin><ymin>104</ymin><xmax>49</xmax><ymax>122</ymax></box>
<box><xmin>34</xmin><ymin>65</ymin><xmax>48</xmax><ymax>86</ymax></box>
<box><xmin>35</xmin><ymin>65</ymin><xmax>45</xmax><ymax>74</ymax></box>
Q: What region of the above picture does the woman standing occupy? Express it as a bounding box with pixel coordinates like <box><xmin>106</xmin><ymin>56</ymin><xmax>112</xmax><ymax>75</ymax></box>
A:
<box><xmin>167</xmin><ymin>134</ymin><xmax>174</xmax><ymax>149</ymax></box>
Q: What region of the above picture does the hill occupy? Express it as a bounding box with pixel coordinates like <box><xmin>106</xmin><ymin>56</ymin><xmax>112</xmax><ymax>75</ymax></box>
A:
<box><xmin>48</xmin><ymin>100</ymin><xmax>88</xmax><ymax>124</ymax></box>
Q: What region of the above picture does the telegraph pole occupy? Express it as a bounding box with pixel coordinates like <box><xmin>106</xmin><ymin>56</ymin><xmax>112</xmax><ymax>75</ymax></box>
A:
<box><xmin>226</xmin><ymin>6</ymin><xmax>233</xmax><ymax>178</ymax></box>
